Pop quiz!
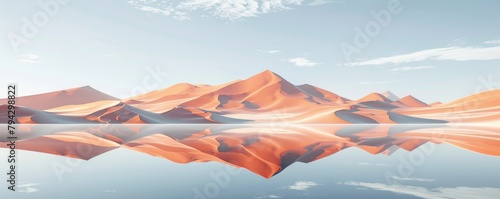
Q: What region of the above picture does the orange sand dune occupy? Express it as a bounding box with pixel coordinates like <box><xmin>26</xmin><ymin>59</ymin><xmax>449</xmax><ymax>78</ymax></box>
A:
<box><xmin>356</xmin><ymin>92</ymin><xmax>394</xmax><ymax>103</ymax></box>
<box><xmin>0</xmin><ymin>105</ymin><xmax>96</xmax><ymax>124</ymax></box>
<box><xmin>84</xmin><ymin>102</ymin><xmax>225</xmax><ymax>124</ymax></box>
<box><xmin>45</xmin><ymin>100</ymin><xmax>121</xmax><ymax>116</ymax></box>
<box><xmin>125</xmin><ymin>70</ymin><xmax>342</xmax><ymax>114</ymax></box>
<box><xmin>123</xmin><ymin>82</ymin><xmax>237</xmax><ymax>113</ymax></box>
<box><xmin>0</xmin><ymin>71</ymin><xmax>498</xmax><ymax>124</ymax></box>
<box><xmin>285</xmin><ymin>106</ymin><xmax>396</xmax><ymax>124</ymax></box>
<box><xmin>443</xmin><ymin>89</ymin><xmax>500</xmax><ymax>109</ymax></box>
<box><xmin>393</xmin><ymin>90</ymin><xmax>500</xmax><ymax>123</ymax></box>
<box><xmin>0</xmin><ymin>86</ymin><xmax>117</xmax><ymax>110</ymax></box>
<box><xmin>429</xmin><ymin>101</ymin><xmax>443</xmax><ymax>106</ymax></box>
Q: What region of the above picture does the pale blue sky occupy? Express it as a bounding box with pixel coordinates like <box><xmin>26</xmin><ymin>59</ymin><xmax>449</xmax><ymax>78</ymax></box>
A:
<box><xmin>1</xmin><ymin>0</ymin><xmax>499</xmax><ymax>103</ymax></box>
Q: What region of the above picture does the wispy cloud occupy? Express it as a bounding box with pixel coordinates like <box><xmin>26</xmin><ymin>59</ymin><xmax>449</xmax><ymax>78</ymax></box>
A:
<box><xmin>127</xmin><ymin>1</ymin><xmax>189</xmax><ymax>20</ymax></box>
<box><xmin>17</xmin><ymin>54</ymin><xmax>41</xmax><ymax>64</ymax></box>
<box><xmin>288</xmin><ymin>57</ymin><xmax>317</xmax><ymax>67</ymax></box>
<box><xmin>308</xmin><ymin>0</ymin><xmax>344</xmax><ymax>6</ymax></box>
<box><xmin>391</xmin><ymin>176</ymin><xmax>435</xmax><ymax>182</ymax></box>
<box><xmin>389</xmin><ymin>66</ymin><xmax>434</xmax><ymax>72</ymax></box>
<box><xmin>484</xmin><ymin>39</ymin><xmax>500</xmax><ymax>44</ymax></box>
<box><xmin>179</xmin><ymin>0</ymin><xmax>263</xmax><ymax>19</ymax></box>
<box><xmin>447</xmin><ymin>37</ymin><xmax>467</xmax><ymax>46</ymax></box>
<box><xmin>257</xmin><ymin>50</ymin><xmax>281</xmax><ymax>54</ymax></box>
<box><xmin>136</xmin><ymin>5</ymin><xmax>174</xmax><ymax>16</ymax></box>
<box><xmin>346</xmin><ymin>44</ymin><xmax>500</xmax><ymax>66</ymax></box>
<box><xmin>344</xmin><ymin>181</ymin><xmax>500</xmax><ymax>199</ymax></box>
<box><xmin>18</xmin><ymin>183</ymin><xmax>40</xmax><ymax>193</ymax></box>
<box><xmin>255</xmin><ymin>195</ymin><xmax>282</xmax><ymax>199</ymax></box>
<box><xmin>128</xmin><ymin>0</ymin><xmax>337</xmax><ymax>20</ymax></box>
<box><xmin>288</xmin><ymin>181</ymin><xmax>318</xmax><ymax>191</ymax></box>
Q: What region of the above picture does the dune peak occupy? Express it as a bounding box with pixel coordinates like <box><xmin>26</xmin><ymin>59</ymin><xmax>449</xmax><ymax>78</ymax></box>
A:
<box><xmin>358</xmin><ymin>92</ymin><xmax>393</xmax><ymax>103</ymax></box>
<box><xmin>252</xmin><ymin>70</ymin><xmax>283</xmax><ymax>80</ymax></box>
<box><xmin>381</xmin><ymin>91</ymin><xmax>400</xmax><ymax>101</ymax></box>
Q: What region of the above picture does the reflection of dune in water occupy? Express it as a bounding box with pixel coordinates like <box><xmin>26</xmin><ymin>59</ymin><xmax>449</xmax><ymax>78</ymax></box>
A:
<box><xmin>1</xmin><ymin>124</ymin><xmax>499</xmax><ymax>178</ymax></box>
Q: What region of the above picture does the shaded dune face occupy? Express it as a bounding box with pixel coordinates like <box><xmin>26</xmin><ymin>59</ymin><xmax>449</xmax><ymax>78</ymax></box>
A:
<box><xmin>0</xmin><ymin>70</ymin><xmax>499</xmax><ymax>124</ymax></box>
<box><xmin>296</xmin><ymin>84</ymin><xmax>350</xmax><ymax>105</ymax></box>
<box><xmin>1</xmin><ymin>124</ymin><xmax>499</xmax><ymax>178</ymax></box>
<box><xmin>395</xmin><ymin>95</ymin><xmax>430</xmax><ymax>107</ymax></box>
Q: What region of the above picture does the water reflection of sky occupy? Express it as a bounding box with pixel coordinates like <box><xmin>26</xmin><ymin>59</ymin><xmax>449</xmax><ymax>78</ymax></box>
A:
<box><xmin>1</xmin><ymin>125</ymin><xmax>500</xmax><ymax>199</ymax></box>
